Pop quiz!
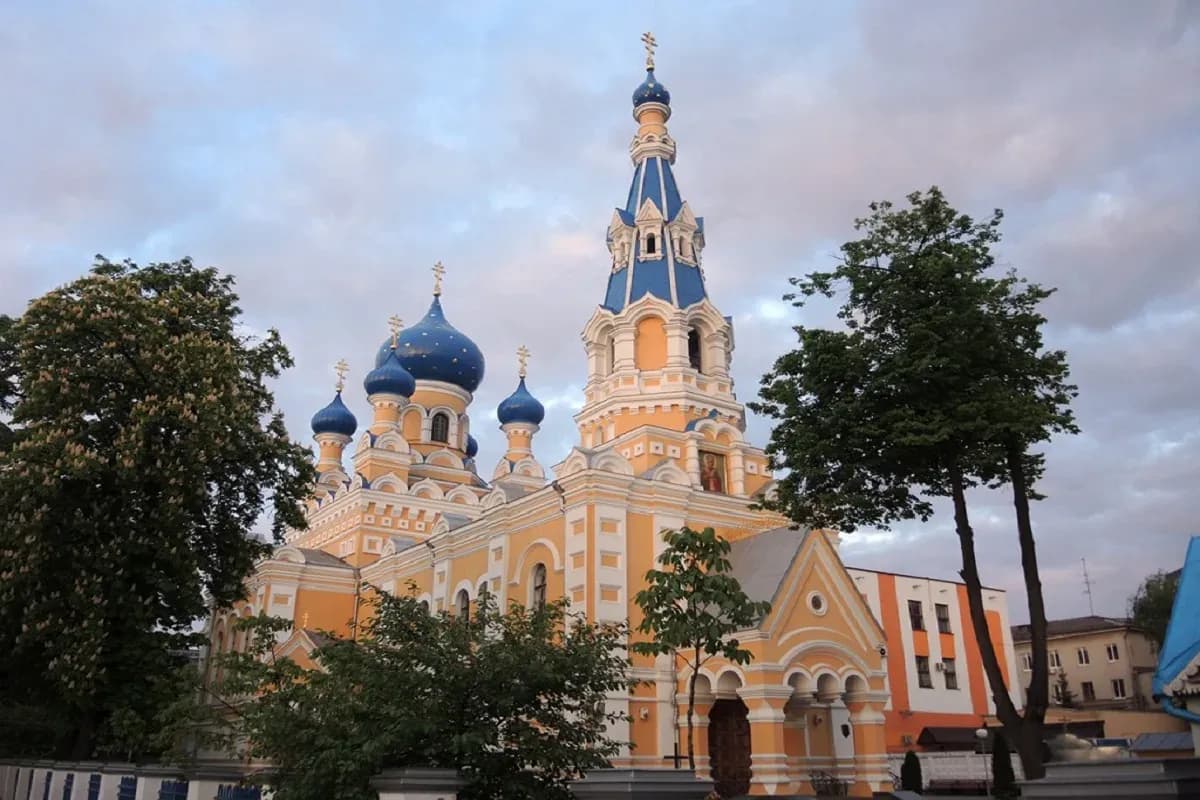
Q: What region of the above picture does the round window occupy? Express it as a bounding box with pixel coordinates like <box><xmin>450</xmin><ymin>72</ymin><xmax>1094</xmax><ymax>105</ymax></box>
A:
<box><xmin>808</xmin><ymin>591</ymin><xmax>827</xmax><ymax>614</ymax></box>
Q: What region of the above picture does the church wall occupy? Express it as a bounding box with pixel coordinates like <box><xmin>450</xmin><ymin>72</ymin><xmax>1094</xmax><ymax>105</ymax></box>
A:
<box><xmin>294</xmin><ymin>588</ymin><xmax>359</xmax><ymax>637</ymax></box>
<box><xmin>634</xmin><ymin>316</ymin><xmax>668</xmax><ymax>370</ymax></box>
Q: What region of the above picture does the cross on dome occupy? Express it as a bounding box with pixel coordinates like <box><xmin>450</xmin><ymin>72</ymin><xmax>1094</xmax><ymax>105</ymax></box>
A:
<box><xmin>334</xmin><ymin>358</ymin><xmax>349</xmax><ymax>392</ymax></box>
<box><xmin>387</xmin><ymin>315</ymin><xmax>403</xmax><ymax>347</ymax></box>
<box><xmin>641</xmin><ymin>31</ymin><xmax>657</xmax><ymax>70</ymax></box>
<box><xmin>517</xmin><ymin>345</ymin><xmax>530</xmax><ymax>378</ymax></box>
<box><xmin>432</xmin><ymin>261</ymin><xmax>445</xmax><ymax>296</ymax></box>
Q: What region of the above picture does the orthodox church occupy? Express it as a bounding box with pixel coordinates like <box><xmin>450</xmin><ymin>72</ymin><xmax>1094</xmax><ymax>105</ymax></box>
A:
<box><xmin>210</xmin><ymin>39</ymin><xmax>896</xmax><ymax>797</ymax></box>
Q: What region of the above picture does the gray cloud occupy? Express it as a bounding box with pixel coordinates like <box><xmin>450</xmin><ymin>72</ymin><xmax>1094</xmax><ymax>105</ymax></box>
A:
<box><xmin>2</xmin><ymin>1</ymin><xmax>1197</xmax><ymax>624</ymax></box>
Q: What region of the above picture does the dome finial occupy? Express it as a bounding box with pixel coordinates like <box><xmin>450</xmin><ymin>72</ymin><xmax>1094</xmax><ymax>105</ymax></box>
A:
<box><xmin>387</xmin><ymin>315</ymin><xmax>403</xmax><ymax>349</ymax></box>
<box><xmin>641</xmin><ymin>31</ymin><xmax>657</xmax><ymax>71</ymax></box>
<box><xmin>334</xmin><ymin>358</ymin><xmax>349</xmax><ymax>392</ymax></box>
<box><xmin>517</xmin><ymin>344</ymin><xmax>530</xmax><ymax>379</ymax></box>
<box><xmin>432</xmin><ymin>260</ymin><xmax>445</xmax><ymax>296</ymax></box>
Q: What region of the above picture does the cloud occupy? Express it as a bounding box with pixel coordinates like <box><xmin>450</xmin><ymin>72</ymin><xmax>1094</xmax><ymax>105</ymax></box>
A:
<box><xmin>1</xmin><ymin>1</ymin><xmax>1197</xmax><ymax>624</ymax></box>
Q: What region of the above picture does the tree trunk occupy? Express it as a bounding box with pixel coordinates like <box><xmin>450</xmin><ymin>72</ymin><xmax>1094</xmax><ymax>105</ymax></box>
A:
<box><xmin>687</xmin><ymin>654</ymin><xmax>698</xmax><ymax>771</ymax></box>
<box><xmin>948</xmin><ymin>462</ymin><xmax>1043</xmax><ymax>779</ymax></box>
<box><xmin>1006</xmin><ymin>442</ymin><xmax>1049</xmax><ymax>779</ymax></box>
<box><xmin>69</xmin><ymin>709</ymin><xmax>97</xmax><ymax>761</ymax></box>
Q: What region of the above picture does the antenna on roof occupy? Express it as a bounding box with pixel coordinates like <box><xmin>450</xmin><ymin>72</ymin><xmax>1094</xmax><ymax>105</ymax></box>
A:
<box><xmin>1082</xmin><ymin>557</ymin><xmax>1095</xmax><ymax>615</ymax></box>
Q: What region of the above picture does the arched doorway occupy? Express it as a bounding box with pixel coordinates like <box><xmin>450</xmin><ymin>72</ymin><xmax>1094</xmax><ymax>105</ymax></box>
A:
<box><xmin>708</xmin><ymin>698</ymin><xmax>751</xmax><ymax>798</ymax></box>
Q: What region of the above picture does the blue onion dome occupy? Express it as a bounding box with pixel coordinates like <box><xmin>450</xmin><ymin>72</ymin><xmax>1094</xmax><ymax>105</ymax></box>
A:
<box><xmin>465</xmin><ymin>434</ymin><xmax>479</xmax><ymax>459</ymax></box>
<box><xmin>363</xmin><ymin>347</ymin><xmax>416</xmax><ymax>398</ymax></box>
<box><xmin>376</xmin><ymin>296</ymin><xmax>485</xmax><ymax>393</ymax></box>
<box><xmin>497</xmin><ymin>377</ymin><xmax>545</xmax><ymax>426</ymax></box>
<box><xmin>632</xmin><ymin>69</ymin><xmax>670</xmax><ymax>108</ymax></box>
<box><xmin>311</xmin><ymin>392</ymin><xmax>357</xmax><ymax>437</ymax></box>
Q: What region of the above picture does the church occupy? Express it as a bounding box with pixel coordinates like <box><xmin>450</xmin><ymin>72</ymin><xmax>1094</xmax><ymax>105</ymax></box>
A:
<box><xmin>207</xmin><ymin>39</ymin><xmax>1019</xmax><ymax>798</ymax></box>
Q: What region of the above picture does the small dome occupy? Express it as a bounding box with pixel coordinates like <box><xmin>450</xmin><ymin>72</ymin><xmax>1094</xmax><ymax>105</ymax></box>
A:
<box><xmin>364</xmin><ymin>348</ymin><xmax>416</xmax><ymax>398</ymax></box>
<box><xmin>465</xmin><ymin>434</ymin><xmax>479</xmax><ymax>459</ymax></box>
<box><xmin>311</xmin><ymin>392</ymin><xmax>357</xmax><ymax>437</ymax></box>
<box><xmin>497</xmin><ymin>377</ymin><xmax>545</xmax><ymax>426</ymax></box>
<box><xmin>632</xmin><ymin>69</ymin><xmax>670</xmax><ymax>108</ymax></box>
<box><xmin>377</xmin><ymin>296</ymin><xmax>485</xmax><ymax>393</ymax></box>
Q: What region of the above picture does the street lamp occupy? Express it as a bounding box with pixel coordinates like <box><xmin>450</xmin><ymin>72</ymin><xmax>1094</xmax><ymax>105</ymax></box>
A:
<box><xmin>975</xmin><ymin>728</ymin><xmax>991</xmax><ymax>798</ymax></box>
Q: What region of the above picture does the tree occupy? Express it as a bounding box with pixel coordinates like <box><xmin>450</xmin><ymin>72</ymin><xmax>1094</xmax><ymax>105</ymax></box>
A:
<box><xmin>0</xmin><ymin>257</ymin><xmax>315</xmax><ymax>759</ymax></box>
<box><xmin>1129</xmin><ymin>569</ymin><xmax>1180</xmax><ymax>647</ymax></box>
<box><xmin>220</xmin><ymin>589</ymin><xmax>631</xmax><ymax>800</ymax></box>
<box><xmin>900</xmin><ymin>749</ymin><xmax>923</xmax><ymax>792</ymax></box>
<box><xmin>752</xmin><ymin>188</ymin><xmax>1077</xmax><ymax>779</ymax></box>
<box><xmin>1054</xmin><ymin>671</ymin><xmax>1077</xmax><ymax>708</ymax></box>
<box><xmin>631</xmin><ymin>526</ymin><xmax>771</xmax><ymax>771</ymax></box>
<box><xmin>0</xmin><ymin>314</ymin><xmax>17</xmax><ymax>451</ymax></box>
<box><xmin>992</xmin><ymin>732</ymin><xmax>1017</xmax><ymax>798</ymax></box>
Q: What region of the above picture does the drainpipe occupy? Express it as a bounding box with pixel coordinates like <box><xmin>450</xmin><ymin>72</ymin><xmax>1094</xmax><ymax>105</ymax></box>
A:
<box><xmin>351</xmin><ymin>566</ymin><xmax>362</xmax><ymax>641</ymax></box>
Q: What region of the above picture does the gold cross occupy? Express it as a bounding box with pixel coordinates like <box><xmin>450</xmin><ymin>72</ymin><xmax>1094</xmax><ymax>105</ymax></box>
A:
<box><xmin>641</xmin><ymin>31</ymin><xmax>657</xmax><ymax>70</ymax></box>
<box><xmin>517</xmin><ymin>345</ymin><xmax>530</xmax><ymax>378</ymax></box>
<box><xmin>334</xmin><ymin>359</ymin><xmax>349</xmax><ymax>392</ymax></box>
<box><xmin>388</xmin><ymin>315</ymin><xmax>403</xmax><ymax>347</ymax></box>
<box><xmin>432</xmin><ymin>261</ymin><xmax>445</xmax><ymax>296</ymax></box>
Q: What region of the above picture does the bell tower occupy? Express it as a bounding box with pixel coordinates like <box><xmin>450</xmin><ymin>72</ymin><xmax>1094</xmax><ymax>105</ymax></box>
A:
<box><xmin>575</xmin><ymin>36</ymin><xmax>744</xmax><ymax>449</ymax></box>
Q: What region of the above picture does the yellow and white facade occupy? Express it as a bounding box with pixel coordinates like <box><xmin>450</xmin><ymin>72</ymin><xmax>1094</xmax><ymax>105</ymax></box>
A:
<box><xmin>208</xmin><ymin>41</ymin><xmax>899</xmax><ymax>797</ymax></box>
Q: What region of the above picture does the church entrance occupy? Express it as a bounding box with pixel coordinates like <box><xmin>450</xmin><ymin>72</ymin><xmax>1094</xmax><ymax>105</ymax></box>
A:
<box><xmin>708</xmin><ymin>698</ymin><xmax>751</xmax><ymax>798</ymax></box>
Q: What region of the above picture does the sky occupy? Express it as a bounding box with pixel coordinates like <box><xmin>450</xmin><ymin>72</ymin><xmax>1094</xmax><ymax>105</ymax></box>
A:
<box><xmin>2</xmin><ymin>1</ymin><xmax>1197</xmax><ymax>624</ymax></box>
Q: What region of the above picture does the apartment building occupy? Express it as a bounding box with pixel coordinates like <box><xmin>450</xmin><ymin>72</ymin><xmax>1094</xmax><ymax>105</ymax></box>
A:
<box><xmin>1012</xmin><ymin>616</ymin><xmax>1158</xmax><ymax>710</ymax></box>
<box><xmin>848</xmin><ymin>568</ymin><xmax>1023</xmax><ymax>752</ymax></box>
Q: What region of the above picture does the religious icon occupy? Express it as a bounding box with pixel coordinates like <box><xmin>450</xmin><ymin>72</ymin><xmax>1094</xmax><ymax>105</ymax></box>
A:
<box><xmin>699</xmin><ymin>451</ymin><xmax>725</xmax><ymax>494</ymax></box>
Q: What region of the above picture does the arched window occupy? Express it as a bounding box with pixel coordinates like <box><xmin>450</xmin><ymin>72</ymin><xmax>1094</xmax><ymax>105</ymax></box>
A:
<box><xmin>688</xmin><ymin>327</ymin><xmax>703</xmax><ymax>372</ymax></box>
<box><xmin>455</xmin><ymin>589</ymin><xmax>470</xmax><ymax>620</ymax></box>
<box><xmin>646</xmin><ymin>233</ymin><xmax>656</xmax><ymax>255</ymax></box>
<box><xmin>430</xmin><ymin>412</ymin><xmax>450</xmax><ymax>443</ymax></box>
<box><xmin>418</xmin><ymin>599</ymin><xmax>430</xmax><ymax>615</ymax></box>
<box><xmin>531</xmin><ymin>563</ymin><xmax>548</xmax><ymax>611</ymax></box>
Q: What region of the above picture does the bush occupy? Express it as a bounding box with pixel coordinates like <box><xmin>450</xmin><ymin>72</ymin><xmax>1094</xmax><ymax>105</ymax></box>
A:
<box><xmin>992</xmin><ymin>732</ymin><xmax>1018</xmax><ymax>798</ymax></box>
<box><xmin>901</xmin><ymin>749</ymin><xmax>923</xmax><ymax>791</ymax></box>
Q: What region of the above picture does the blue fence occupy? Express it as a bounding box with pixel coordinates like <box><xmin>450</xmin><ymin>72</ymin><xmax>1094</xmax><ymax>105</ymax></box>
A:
<box><xmin>216</xmin><ymin>785</ymin><xmax>261</xmax><ymax>800</ymax></box>
<box><xmin>158</xmin><ymin>780</ymin><xmax>189</xmax><ymax>800</ymax></box>
<box><xmin>117</xmin><ymin>776</ymin><xmax>137</xmax><ymax>800</ymax></box>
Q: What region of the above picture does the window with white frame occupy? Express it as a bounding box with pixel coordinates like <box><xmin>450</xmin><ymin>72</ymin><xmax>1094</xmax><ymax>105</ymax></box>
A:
<box><xmin>1112</xmin><ymin>678</ymin><xmax>1127</xmax><ymax>699</ymax></box>
<box><xmin>943</xmin><ymin>658</ymin><xmax>959</xmax><ymax>690</ymax></box>
<box><xmin>935</xmin><ymin>603</ymin><xmax>952</xmax><ymax>634</ymax></box>
<box><xmin>1049</xmin><ymin>650</ymin><xmax>1062</xmax><ymax>669</ymax></box>
<box><xmin>531</xmin><ymin>563</ymin><xmax>547</xmax><ymax>611</ymax></box>
<box><xmin>1022</xmin><ymin>653</ymin><xmax>1033</xmax><ymax>671</ymax></box>
<box><xmin>1077</xmin><ymin>647</ymin><xmax>1090</xmax><ymax>666</ymax></box>
<box><xmin>455</xmin><ymin>589</ymin><xmax>470</xmax><ymax>620</ymax></box>
<box><xmin>916</xmin><ymin>655</ymin><xmax>933</xmax><ymax>689</ymax></box>
<box><xmin>1106</xmin><ymin>643</ymin><xmax>1119</xmax><ymax>662</ymax></box>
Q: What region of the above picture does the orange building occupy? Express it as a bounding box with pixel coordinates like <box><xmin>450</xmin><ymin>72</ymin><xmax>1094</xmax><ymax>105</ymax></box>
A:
<box><xmin>201</xmin><ymin>39</ymin><xmax>1031</xmax><ymax>797</ymax></box>
<box><xmin>846</xmin><ymin>568</ymin><xmax>1022</xmax><ymax>752</ymax></box>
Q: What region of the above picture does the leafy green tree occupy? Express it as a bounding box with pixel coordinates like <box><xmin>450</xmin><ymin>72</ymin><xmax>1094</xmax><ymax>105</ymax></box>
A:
<box><xmin>752</xmin><ymin>188</ymin><xmax>1077</xmax><ymax>779</ymax></box>
<box><xmin>991</xmin><ymin>732</ymin><xmax>1017</xmax><ymax>798</ymax></box>
<box><xmin>1129</xmin><ymin>569</ymin><xmax>1180</xmax><ymax>647</ymax></box>
<box><xmin>631</xmin><ymin>526</ymin><xmax>771</xmax><ymax>771</ymax></box>
<box><xmin>1054</xmin><ymin>671</ymin><xmax>1077</xmax><ymax>708</ymax></box>
<box><xmin>0</xmin><ymin>257</ymin><xmax>315</xmax><ymax>759</ymax></box>
<box><xmin>900</xmin><ymin>749</ymin><xmax>923</xmax><ymax>791</ymax></box>
<box><xmin>0</xmin><ymin>314</ymin><xmax>17</xmax><ymax>450</ymax></box>
<box><xmin>220</xmin><ymin>589</ymin><xmax>631</xmax><ymax>800</ymax></box>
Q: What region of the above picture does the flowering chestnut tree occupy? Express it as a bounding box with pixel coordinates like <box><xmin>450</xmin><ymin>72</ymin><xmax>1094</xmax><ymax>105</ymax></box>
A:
<box><xmin>0</xmin><ymin>257</ymin><xmax>314</xmax><ymax>758</ymax></box>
